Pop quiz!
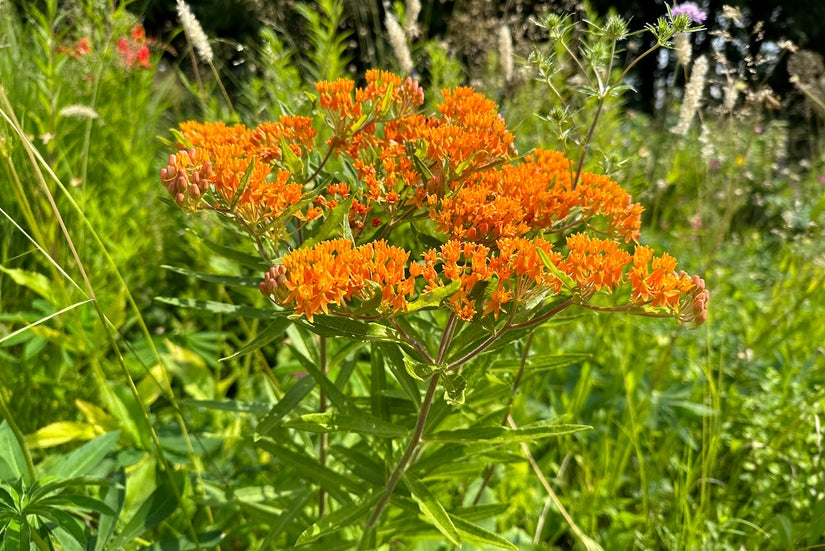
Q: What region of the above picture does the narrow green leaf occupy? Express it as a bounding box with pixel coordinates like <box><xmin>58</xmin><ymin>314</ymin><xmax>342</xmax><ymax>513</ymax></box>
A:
<box><xmin>230</xmin><ymin>158</ymin><xmax>256</xmax><ymax>211</ymax></box>
<box><xmin>284</xmin><ymin>412</ymin><xmax>406</xmax><ymax>438</ymax></box>
<box><xmin>38</xmin><ymin>508</ymin><xmax>86</xmax><ymax>551</ymax></box>
<box><xmin>401</xmin><ymin>471</ymin><xmax>461</xmax><ymax>546</ymax></box>
<box><xmin>0</xmin><ymin>421</ymin><xmax>32</xmax><ymax>485</ymax></box>
<box><xmin>147</xmin><ymin>530</ymin><xmax>225</xmax><ymax>550</ymax></box>
<box><xmin>43</xmin><ymin>431</ymin><xmax>120</xmax><ymax>479</ymax></box>
<box><xmin>428</xmin><ymin>421</ymin><xmax>591</xmax><ymax>443</ymax></box>
<box><xmin>106</xmin><ymin>481</ymin><xmax>178</xmax><ymax>550</ymax></box>
<box><xmin>328</xmin><ymin>445</ymin><xmax>386</xmax><ymax>486</ymax></box>
<box><xmin>441</xmin><ymin>372</ymin><xmax>466</xmax><ymax>406</ymax></box>
<box><xmin>30</xmin><ymin>494</ymin><xmax>117</xmax><ymax>516</ymax></box>
<box><xmin>406</xmin><ymin>280</ymin><xmax>461</xmax><ymax>313</ymax></box>
<box><xmin>256</xmin><ymin>439</ymin><xmax>361</xmax><ymax>504</ymax></box>
<box><xmin>162</xmin><ymin>264</ymin><xmax>261</xmax><ymax>287</ymax></box>
<box><xmin>450</xmin><ymin>514</ymin><xmax>518</xmax><ymax>550</ymax></box>
<box><xmin>4</xmin><ymin>518</ymin><xmax>30</xmax><ymax>551</ymax></box>
<box><xmin>155</xmin><ymin>297</ymin><xmax>286</xmax><ymax>319</ymax></box>
<box><xmin>301</xmin><ymin>197</ymin><xmax>352</xmax><ymax>249</ymax></box>
<box><xmin>259</xmin><ymin>491</ymin><xmax>312</xmax><ymax>549</ymax></box>
<box><xmin>197</xmin><ymin>234</ymin><xmax>272</xmax><ymax>271</ymax></box>
<box><xmin>181</xmin><ymin>399</ymin><xmax>272</xmax><ymax>414</ymax></box>
<box><xmin>94</xmin><ymin>468</ymin><xmax>125</xmax><ymax>551</ymax></box>
<box><xmin>537</xmin><ymin>248</ymin><xmax>575</xmax><ymax>290</ymax></box>
<box><xmin>378</xmin><ymin>343</ymin><xmax>421</xmax><ymax>407</ymax></box>
<box><xmin>255</xmin><ymin>376</ymin><xmax>316</xmax><ymax>436</ymax></box>
<box><xmin>220</xmin><ymin>318</ymin><xmax>289</xmax><ymax>362</ymax></box>
<box><xmin>452</xmin><ymin>502</ymin><xmax>511</xmax><ymax>522</ymax></box>
<box><xmin>490</xmin><ymin>353</ymin><xmax>591</xmax><ymax>372</ymax></box>
<box><xmin>297</xmin><ymin>491</ymin><xmax>381</xmax><ymax>545</ymax></box>
<box><xmin>297</xmin><ymin>315</ymin><xmax>400</xmax><ymax>343</ymax></box>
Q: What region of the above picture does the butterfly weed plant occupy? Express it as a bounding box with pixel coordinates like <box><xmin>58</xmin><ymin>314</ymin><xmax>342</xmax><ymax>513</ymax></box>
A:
<box><xmin>158</xmin><ymin>13</ymin><xmax>708</xmax><ymax>549</ymax></box>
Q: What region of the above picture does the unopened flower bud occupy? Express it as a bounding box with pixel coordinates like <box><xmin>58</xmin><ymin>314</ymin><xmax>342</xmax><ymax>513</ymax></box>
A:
<box><xmin>175</xmin><ymin>192</ymin><xmax>185</xmax><ymax>205</ymax></box>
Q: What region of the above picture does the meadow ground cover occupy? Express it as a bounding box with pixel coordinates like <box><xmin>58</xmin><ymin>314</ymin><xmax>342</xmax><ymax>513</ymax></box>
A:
<box><xmin>0</xmin><ymin>1</ymin><xmax>823</xmax><ymax>549</ymax></box>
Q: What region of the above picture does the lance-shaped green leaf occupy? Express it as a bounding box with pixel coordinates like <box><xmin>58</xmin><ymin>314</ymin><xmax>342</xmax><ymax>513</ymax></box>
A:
<box><xmin>284</xmin><ymin>412</ymin><xmax>406</xmax><ymax>438</ymax></box>
<box><xmin>94</xmin><ymin>468</ymin><xmax>125</xmax><ymax>551</ymax></box>
<box><xmin>427</xmin><ymin>420</ymin><xmax>591</xmax><ymax>443</ymax></box>
<box><xmin>404</xmin><ymin>356</ymin><xmax>436</xmax><ymax>382</ymax></box>
<box><xmin>401</xmin><ymin>471</ymin><xmax>461</xmax><ymax>546</ymax></box>
<box><xmin>106</xmin><ymin>481</ymin><xmax>178</xmax><ymax>550</ymax></box>
<box><xmin>229</xmin><ymin>158</ymin><xmax>256</xmax><ymax>211</ymax></box>
<box><xmin>441</xmin><ymin>371</ymin><xmax>466</xmax><ymax>406</ymax></box>
<box><xmin>0</xmin><ymin>421</ymin><xmax>32</xmax><ymax>484</ymax></box>
<box><xmin>450</xmin><ymin>514</ymin><xmax>518</xmax><ymax>550</ymax></box>
<box><xmin>43</xmin><ymin>431</ymin><xmax>120</xmax><ymax>479</ymax></box>
<box><xmin>221</xmin><ymin>318</ymin><xmax>290</xmax><ymax>362</ymax></box>
<box><xmin>490</xmin><ymin>353</ymin><xmax>591</xmax><ymax>372</ymax></box>
<box><xmin>180</xmin><ymin>399</ymin><xmax>272</xmax><ymax>414</ymax></box>
<box><xmin>301</xmin><ymin>197</ymin><xmax>353</xmax><ymax>249</ymax></box>
<box><xmin>195</xmin><ymin>233</ymin><xmax>272</xmax><ymax>271</ymax></box>
<box><xmin>256</xmin><ymin>439</ymin><xmax>362</xmax><ymax>503</ymax></box>
<box><xmin>146</xmin><ymin>530</ymin><xmax>225</xmax><ymax>551</ymax></box>
<box><xmin>155</xmin><ymin>297</ymin><xmax>286</xmax><ymax>320</ymax></box>
<box><xmin>297</xmin><ymin>315</ymin><xmax>401</xmax><ymax>343</ymax></box>
<box><xmin>256</xmin><ymin>376</ymin><xmax>316</xmax><ymax>437</ymax></box>
<box><xmin>296</xmin><ymin>491</ymin><xmax>381</xmax><ymax>545</ymax></box>
<box><xmin>279</xmin><ymin>135</ymin><xmax>304</xmax><ymax>176</ymax></box>
<box><xmin>537</xmin><ymin>247</ymin><xmax>576</xmax><ymax>290</ymax></box>
<box><xmin>379</xmin><ymin>343</ymin><xmax>421</xmax><ymax>407</ymax></box>
<box><xmin>405</xmin><ymin>279</ymin><xmax>461</xmax><ymax>313</ymax></box>
<box><xmin>162</xmin><ymin>265</ymin><xmax>261</xmax><ymax>288</ymax></box>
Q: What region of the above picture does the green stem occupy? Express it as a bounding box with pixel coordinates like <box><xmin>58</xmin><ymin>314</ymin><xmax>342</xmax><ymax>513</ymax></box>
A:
<box><xmin>318</xmin><ymin>336</ymin><xmax>328</xmax><ymax>517</ymax></box>
<box><xmin>0</xmin><ymin>386</ymin><xmax>36</xmax><ymax>483</ymax></box>
<box><xmin>359</xmin><ymin>373</ymin><xmax>440</xmax><ymax>547</ymax></box>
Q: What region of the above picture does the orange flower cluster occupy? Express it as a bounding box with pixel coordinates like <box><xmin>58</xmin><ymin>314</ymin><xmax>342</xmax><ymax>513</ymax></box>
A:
<box><xmin>163</xmin><ymin>71</ymin><xmax>708</xmax><ymax>329</ymax></box>
<box><xmin>260</xmin><ymin>239</ymin><xmax>415</xmax><ymax>322</ymax></box>
<box><xmin>161</xmin><ymin>116</ymin><xmax>322</xmax><ymax>234</ymax></box>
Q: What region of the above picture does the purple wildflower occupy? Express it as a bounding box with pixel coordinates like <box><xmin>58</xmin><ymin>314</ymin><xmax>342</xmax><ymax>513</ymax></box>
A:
<box><xmin>671</xmin><ymin>2</ymin><xmax>707</xmax><ymax>24</ymax></box>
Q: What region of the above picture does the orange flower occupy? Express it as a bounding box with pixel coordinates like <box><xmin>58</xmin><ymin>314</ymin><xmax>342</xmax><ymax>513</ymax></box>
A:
<box><xmin>265</xmin><ymin>239</ymin><xmax>415</xmax><ymax>321</ymax></box>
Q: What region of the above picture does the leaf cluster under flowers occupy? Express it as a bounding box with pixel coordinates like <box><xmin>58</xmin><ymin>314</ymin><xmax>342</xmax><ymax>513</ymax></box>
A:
<box><xmin>161</xmin><ymin>69</ymin><xmax>708</xmax><ymax>329</ymax></box>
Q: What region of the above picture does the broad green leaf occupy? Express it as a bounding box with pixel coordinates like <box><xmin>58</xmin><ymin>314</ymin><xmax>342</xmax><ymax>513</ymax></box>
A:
<box><xmin>161</xmin><ymin>264</ymin><xmax>261</xmax><ymax>287</ymax></box>
<box><xmin>220</xmin><ymin>318</ymin><xmax>290</xmax><ymax>362</ymax></box>
<box><xmin>155</xmin><ymin>297</ymin><xmax>286</xmax><ymax>319</ymax></box>
<box><xmin>105</xmin><ymin>480</ymin><xmax>178</xmax><ymax>550</ymax></box>
<box><xmin>43</xmin><ymin>431</ymin><xmax>120</xmax><ymax>479</ymax></box>
<box><xmin>230</xmin><ymin>158</ymin><xmax>256</xmax><ymax>211</ymax></box>
<box><xmin>401</xmin><ymin>471</ymin><xmax>461</xmax><ymax>546</ymax></box>
<box><xmin>284</xmin><ymin>412</ymin><xmax>406</xmax><ymax>438</ymax></box>
<box><xmin>301</xmin><ymin>197</ymin><xmax>353</xmax><ymax>249</ymax></box>
<box><xmin>428</xmin><ymin>420</ymin><xmax>591</xmax><ymax>443</ymax></box>
<box><xmin>147</xmin><ymin>530</ymin><xmax>225</xmax><ymax>550</ymax></box>
<box><xmin>0</xmin><ymin>421</ymin><xmax>32</xmax><ymax>485</ymax></box>
<box><xmin>255</xmin><ymin>376</ymin><xmax>316</xmax><ymax>436</ymax></box>
<box><xmin>0</xmin><ymin>264</ymin><xmax>56</xmax><ymax>304</ymax></box>
<box><xmin>296</xmin><ymin>491</ymin><xmax>381</xmax><ymax>544</ymax></box>
<box><xmin>27</xmin><ymin>422</ymin><xmax>96</xmax><ymax>451</ymax></box>
<box><xmin>405</xmin><ymin>280</ymin><xmax>461</xmax><ymax>313</ymax></box>
<box><xmin>450</xmin><ymin>514</ymin><xmax>518</xmax><ymax>550</ymax></box>
<box><xmin>256</xmin><ymin>439</ymin><xmax>363</xmax><ymax>503</ymax></box>
<box><xmin>181</xmin><ymin>399</ymin><xmax>271</xmax><ymax>414</ymax></box>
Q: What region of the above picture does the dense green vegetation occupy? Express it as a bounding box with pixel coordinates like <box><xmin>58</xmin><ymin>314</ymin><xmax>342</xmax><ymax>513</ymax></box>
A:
<box><xmin>1</xmin><ymin>0</ymin><xmax>823</xmax><ymax>549</ymax></box>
